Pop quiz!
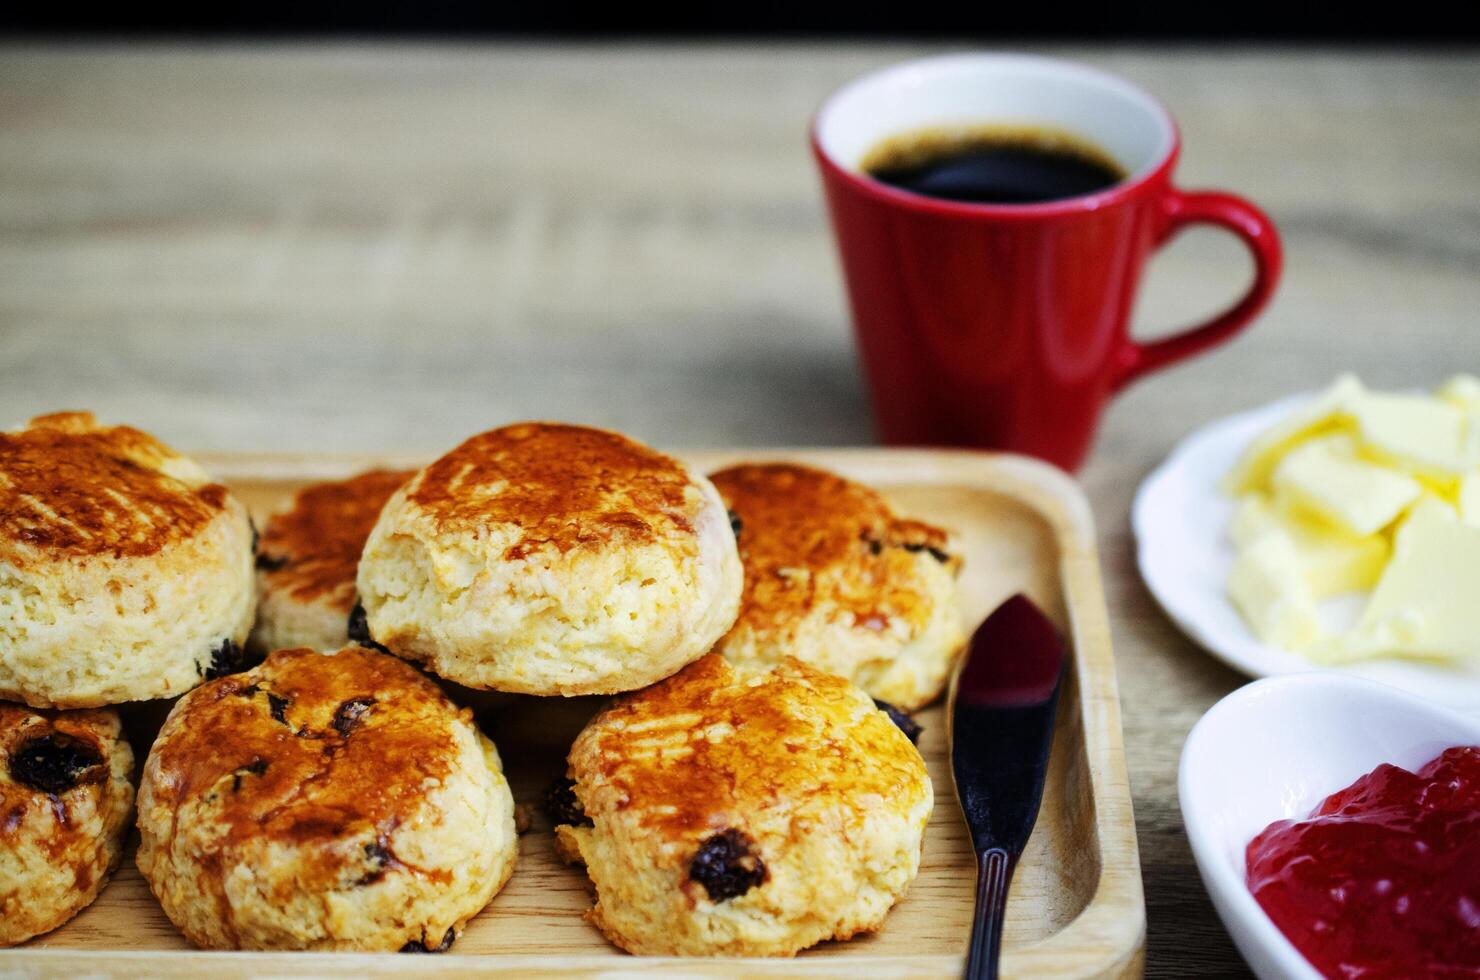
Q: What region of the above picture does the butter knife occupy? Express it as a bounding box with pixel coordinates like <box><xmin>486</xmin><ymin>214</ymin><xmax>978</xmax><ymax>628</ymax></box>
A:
<box><xmin>949</xmin><ymin>593</ymin><xmax>1067</xmax><ymax>980</ymax></box>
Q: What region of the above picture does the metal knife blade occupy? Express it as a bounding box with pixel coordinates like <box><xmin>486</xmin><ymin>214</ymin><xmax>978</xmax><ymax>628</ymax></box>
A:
<box><xmin>949</xmin><ymin>593</ymin><xmax>1067</xmax><ymax>980</ymax></box>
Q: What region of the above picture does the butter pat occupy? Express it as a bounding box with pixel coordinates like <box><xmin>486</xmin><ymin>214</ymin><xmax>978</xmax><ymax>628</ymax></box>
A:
<box><xmin>1272</xmin><ymin>434</ymin><xmax>1421</xmax><ymax>536</ymax></box>
<box><xmin>1224</xmin><ymin>374</ymin><xmax>1364</xmax><ymax>494</ymax></box>
<box><xmin>1228</xmin><ymin>493</ymin><xmax>1388</xmax><ymax>598</ymax></box>
<box><xmin>1437</xmin><ymin>374</ymin><xmax>1480</xmax><ymax>412</ymax></box>
<box><xmin>1227</xmin><ymin>493</ymin><xmax>1280</xmax><ymax>550</ymax></box>
<box><xmin>1411</xmin><ymin>490</ymin><xmax>1459</xmax><ymax>521</ymax></box>
<box><xmin>1324</xmin><ymin>500</ymin><xmax>1480</xmax><ymax>662</ymax></box>
<box><xmin>1460</xmin><ymin>474</ymin><xmax>1480</xmax><ymax>527</ymax></box>
<box><xmin>1351</xmin><ymin>390</ymin><xmax>1478</xmax><ymax>479</ymax></box>
<box><xmin>1293</xmin><ymin>527</ymin><xmax>1389</xmax><ymax>600</ymax></box>
<box><xmin>1228</xmin><ymin>532</ymin><xmax>1323</xmax><ymax>651</ymax></box>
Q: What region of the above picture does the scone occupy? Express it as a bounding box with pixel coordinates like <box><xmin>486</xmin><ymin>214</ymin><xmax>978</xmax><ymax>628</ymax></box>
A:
<box><xmin>250</xmin><ymin>469</ymin><xmax>413</xmax><ymax>652</ymax></box>
<box><xmin>0</xmin><ymin>411</ymin><xmax>256</xmax><ymax>708</ymax></box>
<box><xmin>554</xmin><ymin>654</ymin><xmax>932</xmax><ymax>957</ymax></box>
<box><xmin>1</xmin><ymin>702</ymin><xmax>135</xmax><ymax>946</ymax></box>
<box><xmin>135</xmin><ymin>645</ymin><xmax>517</xmax><ymax>951</ymax></box>
<box><xmin>710</xmin><ymin>463</ymin><xmax>964</xmax><ymax>710</ymax></box>
<box><xmin>356</xmin><ymin>422</ymin><xmax>743</xmax><ymax>696</ymax></box>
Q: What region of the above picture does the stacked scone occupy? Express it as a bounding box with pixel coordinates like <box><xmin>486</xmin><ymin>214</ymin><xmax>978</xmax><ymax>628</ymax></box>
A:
<box><xmin>552</xmin><ymin>655</ymin><xmax>935</xmax><ymax>956</ymax></box>
<box><xmin>1</xmin><ymin>413</ymin><xmax>964</xmax><ymax>958</ymax></box>
<box><xmin>709</xmin><ymin>462</ymin><xmax>965</xmax><ymax>711</ymax></box>
<box><xmin>250</xmin><ymin>467</ymin><xmax>415</xmax><ymax>653</ymax></box>
<box><xmin>355</xmin><ymin>423</ymin><xmax>745</xmax><ymax>696</ymax></box>
<box><xmin>135</xmin><ymin>646</ymin><xmax>517</xmax><ymax>952</ymax></box>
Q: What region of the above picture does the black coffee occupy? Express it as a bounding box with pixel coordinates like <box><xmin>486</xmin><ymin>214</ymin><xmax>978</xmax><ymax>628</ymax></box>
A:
<box><xmin>863</xmin><ymin>125</ymin><xmax>1124</xmax><ymax>205</ymax></box>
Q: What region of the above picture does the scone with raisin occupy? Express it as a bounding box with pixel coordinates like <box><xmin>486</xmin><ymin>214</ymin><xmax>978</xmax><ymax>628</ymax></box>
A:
<box><xmin>710</xmin><ymin>463</ymin><xmax>964</xmax><ymax>710</ymax></box>
<box><xmin>554</xmin><ymin>654</ymin><xmax>932</xmax><ymax>957</ymax></box>
<box><xmin>0</xmin><ymin>412</ymin><xmax>257</xmax><ymax>708</ymax></box>
<box><xmin>135</xmin><ymin>645</ymin><xmax>517</xmax><ymax>951</ymax></box>
<box><xmin>250</xmin><ymin>469</ymin><xmax>413</xmax><ymax>652</ymax></box>
<box><xmin>356</xmin><ymin>423</ymin><xmax>742</xmax><ymax>696</ymax></box>
<box><xmin>0</xmin><ymin>702</ymin><xmax>135</xmax><ymax>946</ymax></box>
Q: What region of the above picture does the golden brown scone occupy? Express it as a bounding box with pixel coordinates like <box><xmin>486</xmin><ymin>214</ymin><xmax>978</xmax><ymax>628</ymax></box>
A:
<box><xmin>356</xmin><ymin>422</ymin><xmax>742</xmax><ymax>696</ymax></box>
<box><xmin>135</xmin><ymin>646</ymin><xmax>516</xmax><ymax>951</ymax></box>
<box><xmin>554</xmin><ymin>654</ymin><xmax>932</xmax><ymax>957</ymax></box>
<box><xmin>0</xmin><ymin>411</ymin><xmax>257</xmax><ymax>708</ymax></box>
<box><xmin>709</xmin><ymin>463</ymin><xmax>964</xmax><ymax>710</ymax></box>
<box><xmin>250</xmin><ymin>469</ymin><xmax>413</xmax><ymax>652</ymax></box>
<box><xmin>0</xmin><ymin>702</ymin><xmax>135</xmax><ymax>946</ymax></box>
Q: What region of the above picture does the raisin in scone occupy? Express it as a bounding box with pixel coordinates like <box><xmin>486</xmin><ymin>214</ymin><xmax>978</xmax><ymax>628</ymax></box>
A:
<box><xmin>135</xmin><ymin>646</ymin><xmax>516</xmax><ymax>951</ymax></box>
<box><xmin>250</xmin><ymin>469</ymin><xmax>413</xmax><ymax>652</ymax></box>
<box><xmin>554</xmin><ymin>654</ymin><xmax>932</xmax><ymax>956</ymax></box>
<box><xmin>710</xmin><ymin>463</ymin><xmax>964</xmax><ymax>710</ymax></box>
<box><xmin>0</xmin><ymin>702</ymin><xmax>134</xmax><ymax>946</ymax></box>
<box><xmin>356</xmin><ymin>423</ymin><xmax>742</xmax><ymax>696</ymax></box>
<box><xmin>0</xmin><ymin>411</ymin><xmax>256</xmax><ymax>708</ymax></box>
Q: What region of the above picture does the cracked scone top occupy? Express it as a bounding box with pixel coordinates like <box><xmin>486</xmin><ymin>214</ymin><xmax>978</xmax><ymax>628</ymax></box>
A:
<box><xmin>0</xmin><ymin>412</ymin><xmax>256</xmax><ymax>708</ymax></box>
<box><xmin>356</xmin><ymin>422</ymin><xmax>743</xmax><ymax>696</ymax></box>
<box><xmin>0</xmin><ymin>702</ymin><xmax>135</xmax><ymax>946</ymax></box>
<box><xmin>554</xmin><ymin>654</ymin><xmax>933</xmax><ymax>956</ymax></box>
<box><xmin>251</xmin><ymin>469</ymin><xmax>413</xmax><ymax>652</ymax></box>
<box><xmin>135</xmin><ymin>645</ymin><xmax>517</xmax><ymax>951</ymax></box>
<box><xmin>710</xmin><ymin>463</ymin><xmax>965</xmax><ymax>710</ymax></box>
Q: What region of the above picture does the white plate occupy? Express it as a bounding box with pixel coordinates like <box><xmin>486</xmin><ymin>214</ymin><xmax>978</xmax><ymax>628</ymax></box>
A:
<box><xmin>1134</xmin><ymin>392</ymin><xmax>1480</xmax><ymax>712</ymax></box>
<box><xmin>1180</xmin><ymin>672</ymin><xmax>1480</xmax><ymax>980</ymax></box>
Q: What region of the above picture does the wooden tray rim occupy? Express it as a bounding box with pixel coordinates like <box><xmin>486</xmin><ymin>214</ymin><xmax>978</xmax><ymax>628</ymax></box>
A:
<box><xmin>2</xmin><ymin>448</ymin><xmax>1145</xmax><ymax>978</ymax></box>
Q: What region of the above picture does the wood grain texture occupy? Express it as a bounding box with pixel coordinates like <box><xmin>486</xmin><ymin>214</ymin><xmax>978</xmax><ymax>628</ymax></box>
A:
<box><xmin>2</xmin><ymin>44</ymin><xmax>1477</xmax><ymax>976</ymax></box>
<box><xmin>5</xmin><ymin>449</ymin><xmax>1143</xmax><ymax>977</ymax></box>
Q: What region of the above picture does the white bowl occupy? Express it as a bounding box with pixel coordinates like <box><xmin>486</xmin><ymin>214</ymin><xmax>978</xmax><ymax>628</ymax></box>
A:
<box><xmin>1179</xmin><ymin>672</ymin><xmax>1480</xmax><ymax>980</ymax></box>
<box><xmin>1134</xmin><ymin>392</ymin><xmax>1480</xmax><ymax>712</ymax></box>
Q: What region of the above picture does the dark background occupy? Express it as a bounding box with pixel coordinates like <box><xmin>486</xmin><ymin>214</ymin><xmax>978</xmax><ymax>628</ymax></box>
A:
<box><xmin>4</xmin><ymin>1</ymin><xmax>1479</xmax><ymax>41</ymax></box>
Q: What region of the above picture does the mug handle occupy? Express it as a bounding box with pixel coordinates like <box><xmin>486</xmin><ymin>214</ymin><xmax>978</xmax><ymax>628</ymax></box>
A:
<box><xmin>1112</xmin><ymin>188</ymin><xmax>1283</xmax><ymax>392</ymax></box>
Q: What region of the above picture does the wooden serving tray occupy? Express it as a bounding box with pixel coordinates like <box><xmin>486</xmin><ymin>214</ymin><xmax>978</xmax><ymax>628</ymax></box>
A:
<box><xmin>6</xmin><ymin>449</ymin><xmax>1144</xmax><ymax>978</ymax></box>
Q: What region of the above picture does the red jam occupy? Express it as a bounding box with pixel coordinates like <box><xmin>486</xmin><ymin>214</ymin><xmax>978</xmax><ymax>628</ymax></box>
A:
<box><xmin>1246</xmin><ymin>745</ymin><xmax>1480</xmax><ymax>979</ymax></box>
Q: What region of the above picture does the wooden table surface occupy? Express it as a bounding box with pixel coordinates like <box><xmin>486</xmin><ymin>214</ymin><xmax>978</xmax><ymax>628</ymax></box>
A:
<box><xmin>3</xmin><ymin>42</ymin><xmax>1478</xmax><ymax>977</ymax></box>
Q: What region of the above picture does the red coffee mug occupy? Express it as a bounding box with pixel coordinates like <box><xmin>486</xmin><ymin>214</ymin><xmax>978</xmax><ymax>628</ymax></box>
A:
<box><xmin>812</xmin><ymin>54</ymin><xmax>1282</xmax><ymax>471</ymax></box>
